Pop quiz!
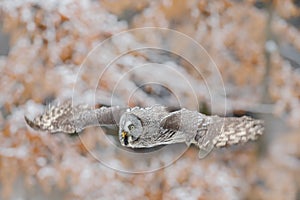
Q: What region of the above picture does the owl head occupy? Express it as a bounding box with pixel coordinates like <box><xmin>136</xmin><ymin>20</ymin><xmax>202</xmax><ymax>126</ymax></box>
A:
<box><xmin>119</xmin><ymin>113</ymin><xmax>143</xmax><ymax>147</ymax></box>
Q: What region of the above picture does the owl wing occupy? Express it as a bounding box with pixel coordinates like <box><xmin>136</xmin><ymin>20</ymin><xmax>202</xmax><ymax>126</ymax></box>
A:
<box><xmin>208</xmin><ymin>115</ymin><xmax>264</xmax><ymax>148</ymax></box>
<box><xmin>25</xmin><ymin>101</ymin><xmax>126</xmax><ymax>134</ymax></box>
<box><xmin>159</xmin><ymin>109</ymin><xmax>264</xmax><ymax>159</ymax></box>
<box><xmin>158</xmin><ymin>108</ymin><xmax>201</xmax><ymax>146</ymax></box>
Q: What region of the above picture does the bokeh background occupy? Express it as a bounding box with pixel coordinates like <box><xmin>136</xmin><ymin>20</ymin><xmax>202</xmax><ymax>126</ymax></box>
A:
<box><xmin>0</xmin><ymin>0</ymin><xmax>300</xmax><ymax>199</ymax></box>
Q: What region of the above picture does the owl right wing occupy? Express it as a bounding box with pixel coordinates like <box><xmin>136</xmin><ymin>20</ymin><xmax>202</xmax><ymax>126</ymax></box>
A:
<box><xmin>159</xmin><ymin>109</ymin><xmax>264</xmax><ymax>159</ymax></box>
<box><xmin>25</xmin><ymin>101</ymin><xmax>126</xmax><ymax>134</ymax></box>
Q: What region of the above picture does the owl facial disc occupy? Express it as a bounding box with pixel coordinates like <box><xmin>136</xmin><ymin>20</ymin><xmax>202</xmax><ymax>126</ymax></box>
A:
<box><xmin>119</xmin><ymin>114</ymin><xmax>143</xmax><ymax>147</ymax></box>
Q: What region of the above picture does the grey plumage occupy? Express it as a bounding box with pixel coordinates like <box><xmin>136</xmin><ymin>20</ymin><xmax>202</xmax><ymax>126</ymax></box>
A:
<box><xmin>25</xmin><ymin>102</ymin><xmax>264</xmax><ymax>158</ymax></box>
<box><xmin>25</xmin><ymin>101</ymin><xmax>126</xmax><ymax>133</ymax></box>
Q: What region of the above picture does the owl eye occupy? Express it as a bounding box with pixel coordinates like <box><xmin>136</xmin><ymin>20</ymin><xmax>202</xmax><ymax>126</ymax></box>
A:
<box><xmin>128</xmin><ymin>124</ymin><xmax>135</xmax><ymax>131</ymax></box>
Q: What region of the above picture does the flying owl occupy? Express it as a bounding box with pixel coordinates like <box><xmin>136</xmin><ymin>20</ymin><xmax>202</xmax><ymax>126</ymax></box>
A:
<box><xmin>25</xmin><ymin>101</ymin><xmax>264</xmax><ymax>158</ymax></box>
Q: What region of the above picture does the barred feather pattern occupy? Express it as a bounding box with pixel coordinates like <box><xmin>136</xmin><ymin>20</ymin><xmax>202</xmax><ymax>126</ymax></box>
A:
<box><xmin>157</xmin><ymin>109</ymin><xmax>264</xmax><ymax>158</ymax></box>
<box><xmin>25</xmin><ymin>101</ymin><xmax>126</xmax><ymax>134</ymax></box>
<box><xmin>189</xmin><ymin>115</ymin><xmax>264</xmax><ymax>154</ymax></box>
<box><xmin>25</xmin><ymin>101</ymin><xmax>78</xmax><ymax>133</ymax></box>
<box><xmin>25</xmin><ymin>102</ymin><xmax>264</xmax><ymax>159</ymax></box>
<box><xmin>209</xmin><ymin>116</ymin><xmax>264</xmax><ymax>148</ymax></box>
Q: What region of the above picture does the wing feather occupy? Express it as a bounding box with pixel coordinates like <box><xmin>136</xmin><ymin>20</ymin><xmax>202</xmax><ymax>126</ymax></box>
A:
<box><xmin>25</xmin><ymin>101</ymin><xmax>126</xmax><ymax>134</ymax></box>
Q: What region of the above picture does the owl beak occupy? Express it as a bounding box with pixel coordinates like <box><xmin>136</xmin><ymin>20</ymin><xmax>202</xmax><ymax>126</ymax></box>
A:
<box><xmin>121</xmin><ymin>131</ymin><xmax>129</xmax><ymax>146</ymax></box>
<box><xmin>121</xmin><ymin>131</ymin><xmax>127</xmax><ymax>138</ymax></box>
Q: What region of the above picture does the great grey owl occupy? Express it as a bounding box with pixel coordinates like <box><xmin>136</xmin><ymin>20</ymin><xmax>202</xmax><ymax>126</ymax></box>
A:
<box><xmin>25</xmin><ymin>101</ymin><xmax>264</xmax><ymax>158</ymax></box>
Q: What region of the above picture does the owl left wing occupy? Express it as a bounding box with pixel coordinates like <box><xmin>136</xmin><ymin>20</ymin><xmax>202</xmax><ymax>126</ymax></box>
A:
<box><xmin>25</xmin><ymin>101</ymin><xmax>126</xmax><ymax>134</ymax></box>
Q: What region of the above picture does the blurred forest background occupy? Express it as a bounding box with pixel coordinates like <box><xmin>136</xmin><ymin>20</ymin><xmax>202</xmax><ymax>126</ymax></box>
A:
<box><xmin>0</xmin><ymin>0</ymin><xmax>300</xmax><ymax>199</ymax></box>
